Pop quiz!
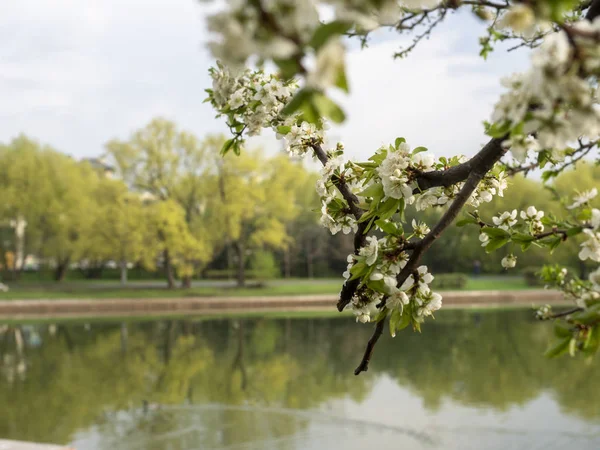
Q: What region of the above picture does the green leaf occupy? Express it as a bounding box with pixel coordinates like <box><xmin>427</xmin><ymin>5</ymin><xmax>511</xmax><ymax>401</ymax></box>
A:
<box><xmin>335</xmin><ymin>65</ymin><xmax>349</xmax><ymax>93</ymax></box>
<box><xmin>276</xmin><ymin>125</ymin><xmax>291</xmax><ymax>135</ymax></box>
<box><xmin>313</xmin><ymin>93</ymin><xmax>346</xmax><ymax>123</ymax></box>
<box><xmin>545</xmin><ymin>336</ymin><xmax>571</xmax><ymax>358</ymax></box>
<box><xmin>571</xmin><ymin>304</ymin><xmax>600</xmax><ymax>325</ymax></box>
<box><xmin>358</xmin><ymin>183</ymin><xmax>384</xmax><ymax>198</ymax></box>
<box><xmin>310</xmin><ymin>20</ymin><xmax>352</xmax><ymax>51</ymax></box>
<box><xmin>566</xmin><ymin>226</ymin><xmax>583</xmax><ymax>237</ymax></box>
<box><xmin>375</xmin><ymin>219</ymin><xmax>399</xmax><ymax>235</ymax></box>
<box><xmin>485</xmin><ymin>237</ymin><xmax>509</xmax><ymax>252</ymax></box>
<box><xmin>554</xmin><ymin>321</ymin><xmax>573</xmax><ymax>338</ymax></box>
<box><xmin>282</xmin><ymin>89</ymin><xmax>311</xmax><ymax>117</ymax></box>
<box><xmin>394</xmin><ymin>137</ymin><xmax>406</xmax><ymax>148</ymax></box>
<box><xmin>412</xmin><ymin>146</ymin><xmax>428</xmax><ymax>155</ymax></box>
<box><xmin>482</xmin><ymin>226</ymin><xmax>510</xmax><ymax>239</ymax></box>
<box><xmin>373</xmin><ymin>307</ymin><xmax>388</xmax><ymax>324</ymax></box>
<box><xmin>485</xmin><ymin>120</ymin><xmax>511</xmax><ymax>138</ymax></box>
<box><xmin>348</xmin><ymin>262</ymin><xmax>367</xmax><ymax>281</ymax></box>
<box><xmin>511</xmin><ymin>233</ymin><xmax>535</xmax><ymax>243</ymax></box>
<box><xmin>378</xmin><ymin>197</ymin><xmax>401</xmax><ymax>220</ymax></box>
<box><xmin>220</xmin><ymin>138</ymin><xmax>235</xmax><ymax>155</ymax></box>
<box><xmin>456</xmin><ymin>216</ymin><xmax>479</xmax><ymax>227</ymax></box>
<box><xmin>274</xmin><ymin>58</ymin><xmax>301</xmax><ymax>80</ymax></box>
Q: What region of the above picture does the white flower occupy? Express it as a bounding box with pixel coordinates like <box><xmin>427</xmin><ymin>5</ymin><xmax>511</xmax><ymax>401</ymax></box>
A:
<box><xmin>356</xmin><ymin>311</ymin><xmax>371</xmax><ymax>323</ymax></box>
<box><xmin>479</xmin><ymin>232</ymin><xmax>490</xmax><ymax>247</ymax></box>
<box><xmin>568</xmin><ymin>188</ymin><xmax>598</xmax><ymax>209</ymax></box>
<box><xmin>491</xmin><ymin>171</ymin><xmax>508</xmax><ymax>197</ymax></box>
<box><xmin>411</xmin><ymin>152</ymin><xmax>435</xmax><ymax>171</ymax></box>
<box><xmin>579</xmin><ymin>229</ymin><xmax>600</xmax><ymax>262</ymax></box>
<box><xmin>479</xmin><ymin>190</ymin><xmax>493</xmax><ymax>203</ymax></box>
<box><xmin>492</xmin><ymin>210</ymin><xmax>517</xmax><ymax>230</ymax></box>
<box><xmin>418</xmin><ymin>292</ymin><xmax>443</xmax><ymax>317</ymax></box>
<box><xmin>501</xmin><ymin>254</ymin><xmax>517</xmax><ymax>269</ymax></box>
<box><xmin>520</xmin><ymin>206</ymin><xmax>544</xmax><ymax>221</ymax></box>
<box><xmin>415</xmin><ymin>191</ymin><xmax>439</xmax><ymax>211</ymax></box>
<box><xmin>589</xmin><ymin>266</ymin><xmax>600</xmax><ymax>289</ymax></box>
<box><xmin>412</xmin><ymin>219</ymin><xmax>430</xmax><ymax>238</ymax></box>
<box><xmin>359</xmin><ymin>236</ymin><xmax>379</xmax><ymax>266</ymax></box>
<box><xmin>592</xmin><ymin>209</ymin><xmax>600</xmax><ymax>230</ymax></box>
<box><xmin>498</xmin><ymin>4</ymin><xmax>537</xmax><ymax>38</ymax></box>
<box><xmin>228</xmin><ymin>89</ymin><xmax>246</xmax><ymax>109</ymax></box>
<box><xmin>387</xmin><ymin>288</ymin><xmax>409</xmax><ymax>311</ymax></box>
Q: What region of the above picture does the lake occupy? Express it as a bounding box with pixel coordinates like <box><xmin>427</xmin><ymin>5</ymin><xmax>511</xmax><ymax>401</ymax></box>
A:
<box><xmin>1</xmin><ymin>310</ymin><xmax>599</xmax><ymax>449</ymax></box>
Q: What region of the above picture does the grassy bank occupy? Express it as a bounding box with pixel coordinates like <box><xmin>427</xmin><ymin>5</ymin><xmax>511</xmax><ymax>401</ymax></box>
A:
<box><xmin>0</xmin><ymin>276</ymin><xmax>532</xmax><ymax>300</ymax></box>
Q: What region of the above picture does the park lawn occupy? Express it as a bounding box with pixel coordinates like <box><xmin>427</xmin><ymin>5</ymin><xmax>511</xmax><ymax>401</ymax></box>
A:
<box><xmin>0</xmin><ymin>275</ymin><xmax>535</xmax><ymax>300</ymax></box>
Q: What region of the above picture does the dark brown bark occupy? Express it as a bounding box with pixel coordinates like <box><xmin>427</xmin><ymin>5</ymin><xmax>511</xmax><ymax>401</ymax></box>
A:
<box><xmin>163</xmin><ymin>249</ymin><xmax>175</xmax><ymax>289</ymax></box>
<box><xmin>181</xmin><ymin>275</ymin><xmax>192</xmax><ymax>289</ymax></box>
<box><xmin>235</xmin><ymin>242</ymin><xmax>246</xmax><ymax>287</ymax></box>
<box><xmin>54</xmin><ymin>257</ymin><xmax>70</xmax><ymax>282</ymax></box>
<box><xmin>283</xmin><ymin>249</ymin><xmax>291</xmax><ymax>278</ymax></box>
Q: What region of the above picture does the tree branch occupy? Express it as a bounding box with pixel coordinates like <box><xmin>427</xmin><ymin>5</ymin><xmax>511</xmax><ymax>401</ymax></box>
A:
<box><xmin>354</xmin><ymin>137</ymin><xmax>506</xmax><ymax>376</ymax></box>
<box><xmin>586</xmin><ymin>0</ymin><xmax>600</xmax><ymax>20</ymax></box>
<box><xmin>413</xmin><ymin>137</ymin><xmax>505</xmax><ymax>192</ymax></box>
<box><xmin>354</xmin><ymin>319</ymin><xmax>385</xmax><ymax>375</ymax></box>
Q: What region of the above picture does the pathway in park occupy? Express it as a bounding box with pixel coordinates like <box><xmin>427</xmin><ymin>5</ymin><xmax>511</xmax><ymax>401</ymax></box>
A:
<box><xmin>0</xmin><ymin>289</ymin><xmax>567</xmax><ymax>319</ymax></box>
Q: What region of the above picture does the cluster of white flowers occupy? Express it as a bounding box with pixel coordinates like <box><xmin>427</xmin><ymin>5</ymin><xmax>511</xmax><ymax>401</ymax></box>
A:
<box><xmin>375</xmin><ymin>142</ymin><xmax>507</xmax><ymax>211</ymax></box>
<box><xmin>492</xmin><ymin>209</ymin><xmax>518</xmax><ymax>231</ymax></box>
<box><xmin>492</xmin><ymin>21</ymin><xmax>600</xmax><ymax>162</ymax></box>
<box><xmin>345</xmin><ymin>233</ymin><xmax>442</xmax><ymax>326</ymax></box>
<box><xmin>520</xmin><ymin>206</ymin><xmax>544</xmax><ymax>234</ymax></box>
<box><xmin>209</xmin><ymin>64</ymin><xmax>329</xmax><ymax>153</ymax></box>
<box><xmin>399</xmin><ymin>266</ymin><xmax>443</xmax><ymax>318</ymax></box>
<box><xmin>206</xmin><ymin>0</ymin><xmax>319</xmax><ymax>70</ymax></box>
<box><xmin>565</xmin><ymin>189</ymin><xmax>600</xmax><ymax>263</ymax></box>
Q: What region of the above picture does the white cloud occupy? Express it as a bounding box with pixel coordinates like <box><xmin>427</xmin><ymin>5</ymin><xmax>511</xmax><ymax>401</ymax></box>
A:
<box><xmin>0</xmin><ymin>1</ymin><xmax>529</xmax><ymax>163</ymax></box>
<box><xmin>333</xmin><ymin>29</ymin><xmax>524</xmax><ymax>161</ymax></box>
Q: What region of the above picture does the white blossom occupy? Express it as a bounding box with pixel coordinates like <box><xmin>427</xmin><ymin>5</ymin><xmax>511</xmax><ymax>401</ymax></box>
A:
<box><xmin>520</xmin><ymin>206</ymin><xmax>544</xmax><ymax>221</ymax></box>
<box><xmin>579</xmin><ymin>229</ymin><xmax>600</xmax><ymax>262</ymax></box>
<box><xmin>360</xmin><ymin>236</ymin><xmax>379</xmax><ymax>266</ymax></box>
<box><xmin>412</xmin><ymin>219</ymin><xmax>430</xmax><ymax>238</ymax></box>
<box><xmin>501</xmin><ymin>254</ymin><xmax>517</xmax><ymax>269</ymax></box>
<box><xmin>492</xmin><ymin>210</ymin><xmax>518</xmax><ymax>230</ymax></box>
<box><xmin>568</xmin><ymin>188</ymin><xmax>598</xmax><ymax>210</ymax></box>
<box><xmin>479</xmin><ymin>232</ymin><xmax>490</xmax><ymax>247</ymax></box>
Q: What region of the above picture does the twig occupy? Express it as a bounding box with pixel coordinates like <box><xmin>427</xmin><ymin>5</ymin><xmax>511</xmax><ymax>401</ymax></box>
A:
<box><xmin>354</xmin><ymin>319</ymin><xmax>385</xmax><ymax>375</ymax></box>
<box><xmin>355</xmin><ymin>137</ymin><xmax>507</xmax><ymax>376</ymax></box>
<box><xmin>544</xmin><ymin>307</ymin><xmax>583</xmax><ymax>319</ymax></box>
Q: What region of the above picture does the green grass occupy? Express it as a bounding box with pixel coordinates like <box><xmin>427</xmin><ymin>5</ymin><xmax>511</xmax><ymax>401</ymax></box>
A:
<box><xmin>463</xmin><ymin>275</ymin><xmax>532</xmax><ymax>291</ymax></box>
<box><xmin>0</xmin><ymin>275</ymin><xmax>535</xmax><ymax>301</ymax></box>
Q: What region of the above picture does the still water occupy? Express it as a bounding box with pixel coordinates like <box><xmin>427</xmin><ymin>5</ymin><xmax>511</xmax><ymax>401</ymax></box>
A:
<box><xmin>1</xmin><ymin>310</ymin><xmax>600</xmax><ymax>450</ymax></box>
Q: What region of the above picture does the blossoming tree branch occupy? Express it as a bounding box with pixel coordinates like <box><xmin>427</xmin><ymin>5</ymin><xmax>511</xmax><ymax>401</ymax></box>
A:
<box><xmin>203</xmin><ymin>0</ymin><xmax>600</xmax><ymax>373</ymax></box>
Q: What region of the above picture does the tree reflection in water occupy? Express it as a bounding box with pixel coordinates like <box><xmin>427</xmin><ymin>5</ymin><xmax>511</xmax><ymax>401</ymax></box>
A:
<box><xmin>0</xmin><ymin>310</ymin><xmax>599</xmax><ymax>449</ymax></box>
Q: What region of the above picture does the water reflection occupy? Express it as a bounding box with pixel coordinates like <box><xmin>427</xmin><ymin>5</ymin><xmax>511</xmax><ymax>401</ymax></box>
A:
<box><xmin>1</xmin><ymin>311</ymin><xmax>600</xmax><ymax>449</ymax></box>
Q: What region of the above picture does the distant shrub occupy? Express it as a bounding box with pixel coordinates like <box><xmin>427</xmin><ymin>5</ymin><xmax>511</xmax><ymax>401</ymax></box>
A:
<box><xmin>248</xmin><ymin>250</ymin><xmax>280</xmax><ymax>280</ymax></box>
<box><xmin>433</xmin><ymin>273</ymin><xmax>468</xmax><ymax>289</ymax></box>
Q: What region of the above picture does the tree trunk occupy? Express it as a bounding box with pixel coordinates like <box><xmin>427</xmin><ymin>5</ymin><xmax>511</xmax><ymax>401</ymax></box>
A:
<box><xmin>235</xmin><ymin>243</ymin><xmax>245</xmax><ymax>288</ymax></box>
<box><xmin>306</xmin><ymin>240</ymin><xmax>314</xmax><ymax>279</ymax></box>
<box><xmin>54</xmin><ymin>258</ymin><xmax>70</xmax><ymax>282</ymax></box>
<box><xmin>163</xmin><ymin>249</ymin><xmax>175</xmax><ymax>289</ymax></box>
<box><xmin>120</xmin><ymin>260</ymin><xmax>128</xmax><ymax>285</ymax></box>
<box><xmin>283</xmin><ymin>249</ymin><xmax>291</xmax><ymax>278</ymax></box>
<box><xmin>181</xmin><ymin>275</ymin><xmax>192</xmax><ymax>289</ymax></box>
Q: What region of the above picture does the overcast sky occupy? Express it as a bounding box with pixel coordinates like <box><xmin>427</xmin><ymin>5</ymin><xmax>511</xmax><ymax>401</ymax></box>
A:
<box><xmin>1</xmin><ymin>0</ymin><xmax>530</xmax><ymax>162</ymax></box>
